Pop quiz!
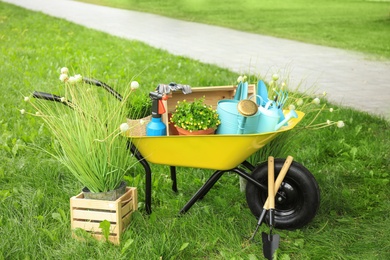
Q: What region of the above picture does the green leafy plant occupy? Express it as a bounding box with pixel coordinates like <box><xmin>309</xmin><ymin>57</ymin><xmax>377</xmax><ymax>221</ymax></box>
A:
<box><xmin>99</xmin><ymin>220</ymin><xmax>111</xmax><ymax>242</ymax></box>
<box><xmin>23</xmin><ymin>68</ymin><xmax>135</xmax><ymax>193</ymax></box>
<box><xmin>170</xmin><ymin>97</ymin><xmax>221</xmax><ymax>132</ymax></box>
<box><xmin>127</xmin><ymin>91</ymin><xmax>152</xmax><ymax>120</ymax></box>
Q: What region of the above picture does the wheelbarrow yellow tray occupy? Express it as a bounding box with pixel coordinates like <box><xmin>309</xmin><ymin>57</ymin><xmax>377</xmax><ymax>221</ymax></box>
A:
<box><xmin>128</xmin><ymin>111</ymin><xmax>304</xmax><ymax>170</ymax></box>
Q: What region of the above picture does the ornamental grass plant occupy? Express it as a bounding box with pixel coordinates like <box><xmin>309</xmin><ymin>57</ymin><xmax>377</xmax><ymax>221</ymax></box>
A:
<box><xmin>23</xmin><ymin>69</ymin><xmax>136</xmax><ymax>193</ymax></box>
<box><xmin>244</xmin><ymin>73</ymin><xmax>346</xmax><ymax>164</ymax></box>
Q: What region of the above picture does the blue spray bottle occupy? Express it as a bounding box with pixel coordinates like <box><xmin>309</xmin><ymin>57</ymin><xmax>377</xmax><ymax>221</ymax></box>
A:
<box><xmin>146</xmin><ymin>91</ymin><xmax>167</xmax><ymax>136</ymax></box>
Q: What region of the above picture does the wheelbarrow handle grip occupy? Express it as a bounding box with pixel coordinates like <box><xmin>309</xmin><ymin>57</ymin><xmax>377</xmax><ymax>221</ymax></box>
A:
<box><xmin>33</xmin><ymin>91</ymin><xmax>63</xmax><ymax>103</ymax></box>
<box><xmin>33</xmin><ymin>91</ymin><xmax>74</xmax><ymax>109</ymax></box>
<box><xmin>82</xmin><ymin>77</ymin><xmax>123</xmax><ymax>101</ymax></box>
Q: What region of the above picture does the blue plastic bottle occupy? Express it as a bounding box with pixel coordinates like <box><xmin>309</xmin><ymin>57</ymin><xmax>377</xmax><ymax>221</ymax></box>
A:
<box><xmin>146</xmin><ymin>92</ymin><xmax>167</xmax><ymax>136</ymax></box>
<box><xmin>146</xmin><ymin>117</ymin><xmax>166</xmax><ymax>136</ymax></box>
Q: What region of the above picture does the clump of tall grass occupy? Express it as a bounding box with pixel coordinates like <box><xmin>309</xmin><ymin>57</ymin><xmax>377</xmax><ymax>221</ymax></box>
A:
<box><xmin>22</xmin><ymin>68</ymin><xmax>138</xmax><ymax>193</ymax></box>
<box><xmin>247</xmin><ymin>73</ymin><xmax>345</xmax><ymax>164</ymax></box>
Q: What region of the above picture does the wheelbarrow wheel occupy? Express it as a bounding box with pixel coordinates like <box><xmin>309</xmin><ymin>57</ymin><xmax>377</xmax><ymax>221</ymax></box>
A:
<box><xmin>245</xmin><ymin>158</ymin><xmax>320</xmax><ymax>230</ymax></box>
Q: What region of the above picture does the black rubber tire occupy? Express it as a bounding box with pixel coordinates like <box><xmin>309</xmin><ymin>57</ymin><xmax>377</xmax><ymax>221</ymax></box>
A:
<box><xmin>245</xmin><ymin>158</ymin><xmax>320</xmax><ymax>230</ymax></box>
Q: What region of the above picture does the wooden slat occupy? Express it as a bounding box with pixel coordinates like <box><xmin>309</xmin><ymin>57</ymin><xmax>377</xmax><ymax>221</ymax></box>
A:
<box><xmin>119</xmin><ymin>188</ymin><xmax>133</xmax><ymax>202</ymax></box>
<box><xmin>72</xmin><ymin>209</ymin><xmax>117</xmax><ymax>222</ymax></box>
<box><xmin>121</xmin><ymin>199</ymin><xmax>133</xmax><ymax>216</ymax></box>
<box><xmin>70</xmin><ymin>187</ymin><xmax>136</xmax><ymax>211</ymax></box>
<box><xmin>130</xmin><ymin>188</ymin><xmax>138</xmax><ymax>211</ymax></box>
<box><xmin>167</xmin><ymin>85</ymin><xmax>255</xmax><ymax>111</ymax></box>
<box><xmin>70</xmin><ymin>197</ymin><xmax>117</xmax><ymax>211</ymax></box>
<box><xmin>122</xmin><ymin>211</ymin><xmax>132</xmax><ymax>228</ymax></box>
<box><xmin>72</xmin><ymin>220</ymin><xmax>118</xmax><ymax>234</ymax></box>
<box><xmin>90</xmin><ymin>233</ymin><xmax>119</xmax><ymax>245</ymax></box>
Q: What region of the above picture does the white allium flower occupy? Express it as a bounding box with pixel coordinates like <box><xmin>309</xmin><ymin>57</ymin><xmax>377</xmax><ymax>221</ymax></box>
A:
<box><xmin>24</xmin><ymin>96</ymin><xmax>30</xmax><ymax>102</ymax></box>
<box><xmin>120</xmin><ymin>123</ymin><xmax>130</xmax><ymax>133</ymax></box>
<box><xmin>327</xmin><ymin>120</ymin><xmax>331</xmax><ymax>125</ymax></box>
<box><xmin>35</xmin><ymin>111</ymin><xmax>40</xmax><ymax>116</ymax></box>
<box><xmin>68</xmin><ymin>76</ymin><xmax>76</xmax><ymax>84</ymax></box>
<box><xmin>329</xmin><ymin>108</ymin><xmax>334</xmax><ymax>112</ymax></box>
<box><xmin>130</xmin><ymin>81</ymin><xmax>139</xmax><ymax>90</ymax></box>
<box><xmin>60</xmin><ymin>67</ymin><xmax>69</xmax><ymax>75</ymax></box>
<box><xmin>74</xmin><ymin>74</ymin><xmax>83</xmax><ymax>82</ymax></box>
<box><xmin>60</xmin><ymin>97</ymin><xmax>66</xmax><ymax>102</ymax></box>
<box><xmin>20</xmin><ymin>109</ymin><xmax>25</xmax><ymax>115</ymax></box>
<box><xmin>272</xmin><ymin>74</ymin><xmax>279</xmax><ymax>81</ymax></box>
<box><xmin>337</xmin><ymin>121</ymin><xmax>345</xmax><ymax>128</ymax></box>
<box><xmin>289</xmin><ymin>104</ymin><xmax>296</xmax><ymax>110</ymax></box>
<box><xmin>59</xmin><ymin>74</ymin><xmax>68</xmax><ymax>82</ymax></box>
<box><xmin>237</xmin><ymin>76</ymin><xmax>244</xmax><ymax>83</ymax></box>
<box><xmin>297</xmin><ymin>98</ymin><xmax>304</xmax><ymax>106</ymax></box>
<box><xmin>312</xmin><ymin>98</ymin><xmax>320</xmax><ymax>105</ymax></box>
<box><xmin>323</xmin><ymin>91</ymin><xmax>327</xmax><ymax>96</ymax></box>
<box><xmin>281</xmin><ymin>82</ymin><xmax>287</xmax><ymax>88</ymax></box>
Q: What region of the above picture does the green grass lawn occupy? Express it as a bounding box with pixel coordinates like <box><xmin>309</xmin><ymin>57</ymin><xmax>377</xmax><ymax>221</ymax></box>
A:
<box><xmin>77</xmin><ymin>0</ymin><xmax>390</xmax><ymax>60</ymax></box>
<box><xmin>1</xmin><ymin>2</ymin><xmax>389</xmax><ymax>259</ymax></box>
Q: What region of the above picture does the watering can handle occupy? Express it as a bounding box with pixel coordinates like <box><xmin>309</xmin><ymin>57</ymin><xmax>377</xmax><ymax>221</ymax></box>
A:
<box><xmin>248</xmin><ymin>95</ymin><xmax>276</xmax><ymax>110</ymax></box>
<box><xmin>234</xmin><ymin>81</ymin><xmax>249</xmax><ymax>101</ymax></box>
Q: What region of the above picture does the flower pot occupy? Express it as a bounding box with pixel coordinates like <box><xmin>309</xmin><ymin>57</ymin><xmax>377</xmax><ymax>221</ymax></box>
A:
<box><xmin>176</xmin><ymin>127</ymin><xmax>215</xmax><ymax>135</ymax></box>
<box><xmin>82</xmin><ymin>181</ymin><xmax>127</xmax><ymax>201</ymax></box>
<box><xmin>126</xmin><ymin>115</ymin><xmax>151</xmax><ymax>136</ymax></box>
<box><xmin>70</xmin><ymin>186</ymin><xmax>138</xmax><ymax>244</ymax></box>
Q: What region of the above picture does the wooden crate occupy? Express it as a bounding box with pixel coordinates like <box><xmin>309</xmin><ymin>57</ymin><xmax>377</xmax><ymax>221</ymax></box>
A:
<box><xmin>164</xmin><ymin>85</ymin><xmax>255</xmax><ymax>135</ymax></box>
<box><xmin>70</xmin><ymin>187</ymin><xmax>137</xmax><ymax>244</ymax></box>
<box><xmin>166</xmin><ymin>85</ymin><xmax>255</xmax><ymax>111</ymax></box>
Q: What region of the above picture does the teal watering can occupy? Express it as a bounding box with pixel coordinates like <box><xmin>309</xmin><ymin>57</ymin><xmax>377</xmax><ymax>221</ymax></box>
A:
<box><xmin>216</xmin><ymin>82</ymin><xmax>260</xmax><ymax>134</ymax></box>
<box><xmin>256</xmin><ymin>100</ymin><xmax>298</xmax><ymax>133</ymax></box>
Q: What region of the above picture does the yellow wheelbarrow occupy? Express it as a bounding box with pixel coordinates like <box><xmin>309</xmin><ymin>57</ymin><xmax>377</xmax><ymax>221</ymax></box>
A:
<box><xmin>126</xmin><ymin>86</ymin><xmax>320</xmax><ymax>230</ymax></box>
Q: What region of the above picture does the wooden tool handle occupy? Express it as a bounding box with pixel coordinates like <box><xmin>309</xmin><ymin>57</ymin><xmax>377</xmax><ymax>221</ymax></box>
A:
<box><xmin>268</xmin><ymin>156</ymin><xmax>275</xmax><ymax>209</ymax></box>
<box><xmin>263</xmin><ymin>156</ymin><xmax>293</xmax><ymax>209</ymax></box>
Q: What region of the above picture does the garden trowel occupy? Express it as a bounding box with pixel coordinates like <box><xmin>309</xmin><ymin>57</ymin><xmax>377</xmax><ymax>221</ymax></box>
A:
<box><xmin>262</xmin><ymin>156</ymin><xmax>280</xmax><ymax>260</ymax></box>
<box><xmin>249</xmin><ymin>156</ymin><xmax>293</xmax><ymax>241</ymax></box>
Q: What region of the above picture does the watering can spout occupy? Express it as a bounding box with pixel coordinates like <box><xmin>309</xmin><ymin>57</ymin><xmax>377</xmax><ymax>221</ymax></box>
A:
<box><xmin>274</xmin><ymin>110</ymin><xmax>298</xmax><ymax>131</ymax></box>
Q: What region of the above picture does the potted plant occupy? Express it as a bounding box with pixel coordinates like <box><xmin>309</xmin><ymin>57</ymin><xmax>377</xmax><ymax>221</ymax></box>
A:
<box><xmin>126</xmin><ymin>88</ymin><xmax>152</xmax><ymax>136</ymax></box>
<box><xmin>170</xmin><ymin>97</ymin><xmax>221</xmax><ymax>135</ymax></box>
<box><xmin>24</xmin><ymin>67</ymin><xmax>137</xmax><ymax>198</ymax></box>
<box><xmin>23</xmin><ymin>68</ymin><xmax>139</xmax><ymax>243</ymax></box>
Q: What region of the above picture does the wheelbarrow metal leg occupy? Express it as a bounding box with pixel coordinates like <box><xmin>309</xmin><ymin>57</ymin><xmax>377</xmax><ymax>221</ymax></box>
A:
<box><xmin>129</xmin><ymin>142</ymin><xmax>153</xmax><ymax>214</ymax></box>
<box><xmin>170</xmin><ymin>166</ymin><xmax>178</xmax><ymax>192</ymax></box>
<box><xmin>179</xmin><ymin>170</ymin><xmax>225</xmax><ymax>214</ymax></box>
<box><xmin>232</xmin><ymin>167</ymin><xmax>268</xmax><ymax>191</ymax></box>
<box><xmin>241</xmin><ymin>160</ymin><xmax>255</xmax><ymax>172</ymax></box>
<box><xmin>138</xmin><ymin>157</ymin><xmax>152</xmax><ymax>214</ymax></box>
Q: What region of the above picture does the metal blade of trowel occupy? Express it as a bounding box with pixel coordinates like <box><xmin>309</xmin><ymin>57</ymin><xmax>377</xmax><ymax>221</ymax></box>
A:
<box><xmin>262</xmin><ymin>156</ymin><xmax>280</xmax><ymax>260</ymax></box>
